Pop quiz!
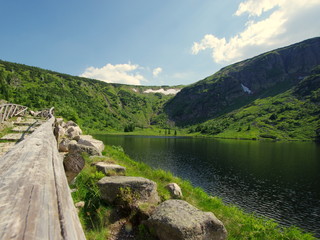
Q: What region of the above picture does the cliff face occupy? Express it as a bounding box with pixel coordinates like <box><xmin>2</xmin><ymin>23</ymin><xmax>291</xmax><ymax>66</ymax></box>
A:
<box><xmin>165</xmin><ymin>37</ymin><xmax>320</xmax><ymax>125</ymax></box>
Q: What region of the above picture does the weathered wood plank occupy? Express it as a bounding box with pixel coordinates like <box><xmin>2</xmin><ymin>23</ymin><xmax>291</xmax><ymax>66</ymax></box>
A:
<box><xmin>0</xmin><ymin>117</ymin><xmax>86</xmax><ymax>240</ymax></box>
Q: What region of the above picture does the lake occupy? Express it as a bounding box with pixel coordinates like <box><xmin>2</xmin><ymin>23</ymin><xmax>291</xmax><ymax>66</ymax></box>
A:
<box><xmin>94</xmin><ymin>134</ymin><xmax>320</xmax><ymax>237</ymax></box>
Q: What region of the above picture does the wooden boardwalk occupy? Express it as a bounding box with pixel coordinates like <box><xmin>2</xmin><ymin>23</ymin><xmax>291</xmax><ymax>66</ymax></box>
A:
<box><xmin>0</xmin><ymin>117</ymin><xmax>86</xmax><ymax>239</ymax></box>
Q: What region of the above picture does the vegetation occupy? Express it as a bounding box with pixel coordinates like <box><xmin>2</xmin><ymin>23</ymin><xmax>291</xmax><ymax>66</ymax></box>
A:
<box><xmin>188</xmin><ymin>69</ymin><xmax>320</xmax><ymax>141</ymax></box>
<box><xmin>72</xmin><ymin>146</ymin><xmax>316</xmax><ymax>240</ymax></box>
<box><xmin>0</xmin><ymin>60</ymin><xmax>180</xmax><ymax>132</ymax></box>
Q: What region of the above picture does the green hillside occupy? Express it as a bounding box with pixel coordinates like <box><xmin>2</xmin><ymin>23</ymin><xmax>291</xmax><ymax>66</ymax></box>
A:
<box><xmin>0</xmin><ymin>60</ymin><xmax>181</xmax><ymax>131</ymax></box>
<box><xmin>188</xmin><ymin>66</ymin><xmax>320</xmax><ymax>141</ymax></box>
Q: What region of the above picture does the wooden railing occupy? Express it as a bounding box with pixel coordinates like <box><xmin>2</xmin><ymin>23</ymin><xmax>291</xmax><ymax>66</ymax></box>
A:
<box><xmin>0</xmin><ymin>110</ymin><xmax>86</xmax><ymax>239</ymax></box>
<box><xmin>0</xmin><ymin>103</ymin><xmax>28</xmax><ymax>123</ymax></box>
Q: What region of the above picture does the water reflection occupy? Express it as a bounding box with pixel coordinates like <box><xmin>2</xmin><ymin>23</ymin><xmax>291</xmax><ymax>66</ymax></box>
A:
<box><xmin>94</xmin><ymin>135</ymin><xmax>320</xmax><ymax>237</ymax></box>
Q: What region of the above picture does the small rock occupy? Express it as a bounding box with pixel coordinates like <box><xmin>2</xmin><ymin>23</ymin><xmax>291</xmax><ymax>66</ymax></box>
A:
<box><xmin>15</xmin><ymin>117</ymin><xmax>22</xmax><ymax>123</ymax></box>
<box><xmin>95</xmin><ymin>162</ymin><xmax>126</xmax><ymax>176</ymax></box>
<box><xmin>75</xmin><ymin>201</ymin><xmax>85</xmax><ymax>208</ymax></box>
<box><xmin>97</xmin><ymin>176</ymin><xmax>160</xmax><ymax>206</ymax></box>
<box><xmin>146</xmin><ymin>199</ymin><xmax>227</xmax><ymax>240</ymax></box>
<box><xmin>166</xmin><ymin>183</ymin><xmax>183</xmax><ymax>199</ymax></box>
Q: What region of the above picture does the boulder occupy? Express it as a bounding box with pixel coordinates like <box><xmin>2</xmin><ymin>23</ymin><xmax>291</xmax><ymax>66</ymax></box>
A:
<box><xmin>145</xmin><ymin>200</ymin><xmax>227</xmax><ymax>240</ymax></box>
<box><xmin>97</xmin><ymin>176</ymin><xmax>160</xmax><ymax>206</ymax></box>
<box><xmin>55</xmin><ymin>118</ymin><xmax>64</xmax><ymax>126</ymax></box>
<box><xmin>67</xmin><ymin>126</ymin><xmax>82</xmax><ymax>140</ymax></box>
<box><xmin>59</xmin><ymin>139</ymin><xmax>77</xmax><ymax>152</ymax></box>
<box><xmin>66</xmin><ymin>120</ymin><xmax>78</xmax><ymax>127</ymax></box>
<box><xmin>54</xmin><ymin>125</ymin><xmax>65</xmax><ymax>139</ymax></box>
<box><xmin>95</xmin><ymin>162</ymin><xmax>126</xmax><ymax>176</ymax></box>
<box><xmin>78</xmin><ymin>135</ymin><xmax>105</xmax><ymax>153</ymax></box>
<box><xmin>166</xmin><ymin>183</ymin><xmax>183</xmax><ymax>199</ymax></box>
<box><xmin>63</xmin><ymin>153</ymin><xmax>85</xmax><ymax>183</ymax></box>
<box><xmin>68</xmin><ymin>142</ymin><xmax>101</xmax><ymax>156</ymax></box>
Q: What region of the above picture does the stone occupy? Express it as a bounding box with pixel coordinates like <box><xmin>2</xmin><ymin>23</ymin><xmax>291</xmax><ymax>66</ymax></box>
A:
<box><xmin>67</xmin><ymin>126</ymin><xmax>82</xmax><ymax>140</ymax></box>
<box><xmin>68</xmin><ymin>143</ymin><xmax>101</xmax><ymax>156</ymax></box>
<box><xmin>56</xmin><ymin>125</ymin><xmax>66</xmax><ymax>138</ymax></box>
<box><xmin>55</xmin><ymin>118</ymin><xmax>64</xmax><ymax>125</ymax></box>
<box><xmin>63</xmin><ymin>153</ymin><xmax>85</xmax><ymax>183</ymax></box>
<box><xmin>75</xmin><ymin>201</ymin><xmax>85</xmax><ymax>208</ymax></box>
<box><xmin>146</xmin><ymin>200</ymin><xmax>227</xmax><ymax>240</ymax></box>
<box><xmin>166</xmin><ymin>183</ymin><xmax>183</xmax><ymax>199</ymax></box>
<box><xmin>59</xmin><ymin>139</ymin><xmax>77</xmax><ymax>152</ymax></box>
<box><xmin>66</xmin><ymin>120</ymin><xmax>78</xmax><ymax>127</ymax></box>
<box><xmin>95</xmin><ymin>162</ymin><xmax>126</xmax><ymax>176</ymax></box>
<box><xmin>97</xmin><ymin>176</ymin><xmax>160</xmax><ymax>206</ymax></box>
<box><xmin>78</xmin><ymin>135</ymin><xmax>105</xmax><ymax>153</ymax></box>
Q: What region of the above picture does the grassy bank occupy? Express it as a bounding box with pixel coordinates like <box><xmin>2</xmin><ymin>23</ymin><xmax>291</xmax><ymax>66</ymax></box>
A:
<box><xmin>72</xmin><ymin>145</ymin><xmax>316</xmax><ymax>240</ymax></box>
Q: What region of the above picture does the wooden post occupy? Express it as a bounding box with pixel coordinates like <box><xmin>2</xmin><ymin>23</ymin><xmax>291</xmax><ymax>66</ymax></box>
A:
<box><xmin>2</xmin><ymin>105</ymin><xmax>9</xmax><ymax>122</ymax></box>
<box><xmin>0</xmin><ymin>117</ymin><xmax>86</xmax><ymax>240</ymax></box>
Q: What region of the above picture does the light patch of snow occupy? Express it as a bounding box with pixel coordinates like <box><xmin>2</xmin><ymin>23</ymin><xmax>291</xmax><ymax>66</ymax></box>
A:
<box><xmin>132</xmin><ymin>88</ymin><xmax>138</xmax><ymax>92</ymax></box>
<box><xmin>241</xmin><ymin>83</ymin><xmax>252</xmax><ymax>94</ymax></box>
<box><xmin>143</xmin><ymin>88</ymin><xmax>181</xmax><ymax>95</ymax></box>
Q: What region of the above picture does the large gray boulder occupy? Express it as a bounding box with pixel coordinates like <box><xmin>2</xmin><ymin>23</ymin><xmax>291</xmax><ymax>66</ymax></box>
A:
<box><xmin>78</xmin><ymin>135</ymin><xmax>104</xmax><ymax>153</ymax></box>
<box><xmin>68</xmin><ymin>142</ymin><xmax>101</xmax><ymax>156</ymax></box>
<box><xmin>145</xmin><ymin>200</ymin><xmax>227</xmax><ymax>240</ymax></box>
<box><xmin>97</xmin><ymin>176</ymin><xmax>160</xmax><ymax>206</ymax></box>
<box><xmin>95</xmin><ymin>162</ymin><xmax>126</xmax><ymax>176</ymax></box>
<box><xmin>63</xmin><ymin>153</ymin><xmax>85</xmax><ymax>183</ymax></box>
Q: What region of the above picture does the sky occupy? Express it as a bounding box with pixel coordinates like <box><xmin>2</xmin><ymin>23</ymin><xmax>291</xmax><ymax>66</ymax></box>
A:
<box><xmin>1</xmin><ymin>0</ymin><xmax>320</xmax><ymax>86</ymax></box>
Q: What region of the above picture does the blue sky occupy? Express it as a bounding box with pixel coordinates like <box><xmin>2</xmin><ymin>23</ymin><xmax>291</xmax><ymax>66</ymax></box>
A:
<box><xmin>1</xmin><ymin>0</ymin><xmax>319</xmax><ymax>86</ymax></box>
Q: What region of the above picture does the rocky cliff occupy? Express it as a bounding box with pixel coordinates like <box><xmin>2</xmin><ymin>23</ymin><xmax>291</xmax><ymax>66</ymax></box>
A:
<box><xmin>165</xmin><ymin>37</ymin><xmax>320</xmax><ymax>125</ymax></box>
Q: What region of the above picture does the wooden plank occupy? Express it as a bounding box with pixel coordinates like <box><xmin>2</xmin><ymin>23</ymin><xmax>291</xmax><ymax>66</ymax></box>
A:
<box><xmin>2</xmin><ymin>105</ymin><xmax>9</xmax><ymax>122</ymax></box>
<box><xmin>0</xmin><ymin>117</ymin><xmax>86</xmax><ymax>240</ymax></box>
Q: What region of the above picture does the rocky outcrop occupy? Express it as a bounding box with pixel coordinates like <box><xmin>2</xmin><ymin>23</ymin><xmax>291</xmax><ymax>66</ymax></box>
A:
<box><xmin>165</xmin><ymin>37</ymin><xmax>320</xmax><ymax>125</ymax></box>
<box><xmin>54</xmin><ymin>119</ymin><xmax>104</xmax><ymax>156</ymax></box>
<box><xmin>95</xmin><ymin>162</ymin><xmax>126</xmax><ymax>176</ymax></box>
<box><xmin>166</xmin><ymin>183</ymin><xmax>183</xmax><ymax>199</ymax></box>
<box><xmin>97</xmin><ymin>176</ymin><xmax>160</xmax><ymax>206</ymax></box>
<box><xmin>146</xmin><ymin>199</ymin><xmax>227</xmax><ymax>240</ymax></box>
<box><xmin>54</xmin><ymin>118</ymin><xmax>104</xmax><ymax>182</ymax></box>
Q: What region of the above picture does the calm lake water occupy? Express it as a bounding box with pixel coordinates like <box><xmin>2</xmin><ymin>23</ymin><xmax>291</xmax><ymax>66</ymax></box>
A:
<box><xmin>94</xmin><ymin>135</ymin><xmax>320</xmax><ymax>237</ymax></box>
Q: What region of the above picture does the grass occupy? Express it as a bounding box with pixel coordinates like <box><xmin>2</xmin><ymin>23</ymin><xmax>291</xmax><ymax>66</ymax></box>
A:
<box><xmin>89</xmin><ymin>126</ymin><xmax>190</xmax><ymax>137</ymax></box>
<box><xmin>72</xmin><ymin>145</ymin><xmax>316</xmax><ymax>240</ymax></box>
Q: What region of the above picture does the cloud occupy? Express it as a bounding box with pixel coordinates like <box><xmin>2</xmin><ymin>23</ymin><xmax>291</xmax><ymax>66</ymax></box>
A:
<box><xmin>192</xmin><ymin>0</ymin><xmax>320</xmax><ymax>64</ymax></box>
<box><xmin>152</xmin><ymin>67</ymin><xmax>162</xmax><ymax>77</ymax></box>
<box><xmin>80</xmin><ymin>63</ymin><xmax>145</xmax><ymax>85</ymax></box>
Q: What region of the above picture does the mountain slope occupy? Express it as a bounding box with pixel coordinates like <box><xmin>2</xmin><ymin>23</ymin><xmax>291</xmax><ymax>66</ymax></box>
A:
<box><xmin>188</xmin><ymin>66</ymin><xmax>320</xmax><ymax>141</ymax></box>
<box><xmin>165</xmin><ymin>37</ymin><xmax>320</xmax><ymax>126</ymax></box>
<box><xmin>0</xmin><ymin>60</ymin><xmax>181</xmax><ymax>131</ymax></box>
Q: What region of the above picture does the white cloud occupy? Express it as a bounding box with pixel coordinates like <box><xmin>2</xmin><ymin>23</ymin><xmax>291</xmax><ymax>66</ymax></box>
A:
<box><xmin>192</xmin><ymin>0</ymin><xmax>320</xmax><ymax>64</ymax></box>
<box><xmin>152</xmin><ymin>67</ymin><xmax>162</xmax><ymax>77</ymax></box>
<box><xmin>80</xmin><ymin>63</ymin><xmax>145</xmax><ymax>85</ymax></box>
